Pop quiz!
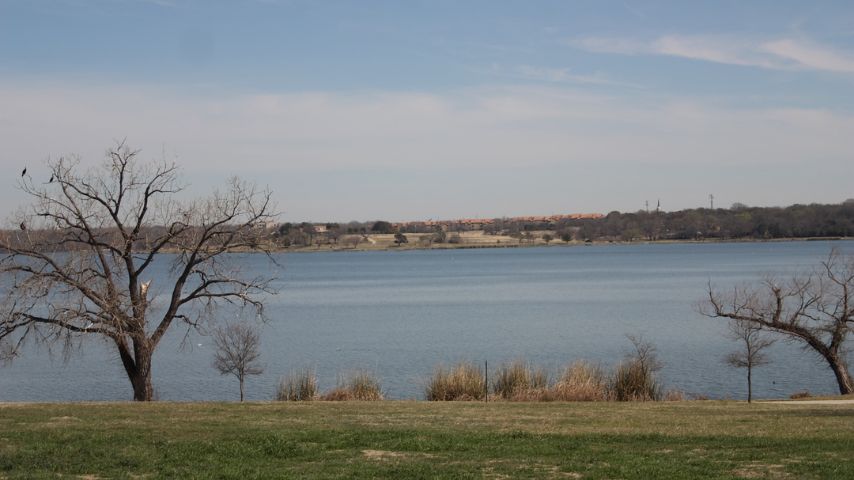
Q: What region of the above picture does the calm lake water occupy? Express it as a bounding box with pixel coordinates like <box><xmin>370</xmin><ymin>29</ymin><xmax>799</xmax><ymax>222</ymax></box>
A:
<box><xmin>2</xmin><ymin>240</ymin><xmax>853</xmax><ymax>401</ymax></box>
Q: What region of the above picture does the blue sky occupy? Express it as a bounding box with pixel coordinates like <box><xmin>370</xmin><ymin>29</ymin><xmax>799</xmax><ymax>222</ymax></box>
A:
<box><xmin>1</xmin><ymin>0</ymin><xmax>853</xmax><ymax>222</ymax></box>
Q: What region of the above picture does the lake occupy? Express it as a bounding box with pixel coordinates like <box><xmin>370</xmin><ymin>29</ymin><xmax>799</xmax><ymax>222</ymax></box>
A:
<box><xmin>1</xmin><ymin>240</ymin><xmax>853</xmax><ymax>401</ymax></box>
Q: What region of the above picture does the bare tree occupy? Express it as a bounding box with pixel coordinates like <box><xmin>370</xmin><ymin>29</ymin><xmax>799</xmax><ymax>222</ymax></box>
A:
<box><xmin>0</xmin><ymin>143</ymin><xmax>278</xmax><ymax>401</ymax></box>
<box><xmin>703</xmin><ymin>250</ymin><xmax>854</xmax><ymax>395</ymax></box>
<box><xmin>724</xmin><ymin>319</ymin><xmax>775</xmax><ymax>402</ymax></box>
<box><xmin>212</xmin><ymin>321</ymin><xmax>264</xmax><ymax>402</ymax></box>
<box><xmin>342</xmin><ymin>235</ymin><xmax>362</xmax><ymax>249</ymax></box>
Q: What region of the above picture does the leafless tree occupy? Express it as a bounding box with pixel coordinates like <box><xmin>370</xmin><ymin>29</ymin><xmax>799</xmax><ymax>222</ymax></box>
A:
<box><xmin>212</xmin><ymin>320</ymin><xmax>264</xmax><ymax>402</ymax></box>
<box><xmin>342</xmin><ymin>235</ymin><xmax>362</xmax><ymax>249</ymax></box>
<box><xmin>0</xmin><ymin>142</ymin><xmax>278</xmax><ymax>401</ymax></box>
<box><xmin>702</xmin><ymin>250</ymin><xmax>854</xmax><ymax>395</ymax></box>
<box><xmin>724</xmin><ymin>319</ymin><xmax>775</xmax><ymax>402</ymax></box>
<box><xmin>625</xmin><ymin>334</ymin><xmax>663</xmax><ymax>374</ymax></box>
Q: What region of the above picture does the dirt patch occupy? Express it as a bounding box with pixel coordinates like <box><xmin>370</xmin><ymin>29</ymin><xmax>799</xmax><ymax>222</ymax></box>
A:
<box><xmin>39</xmin><ymin>416</ymin><xmax>82</xmax><ymax>428</ymax></box>
<box><xmin>732</xmin><ymin>462</ymin><xmax>790</xmax><ymax>478</ymax></box>
<box><xmin>361</xmin><ymin>450</ymin><xmax>436</xmax><ymax>462</ymax></box>
<box><xmin>49</xmin><ymin>416</ymin><xmax>80</xmax><ymax>422</ymax></box>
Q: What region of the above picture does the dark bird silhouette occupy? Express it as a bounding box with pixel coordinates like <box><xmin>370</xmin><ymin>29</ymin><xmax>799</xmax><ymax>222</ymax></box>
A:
<box><xmin>48</xmin><ymin>174</ymin><xmax>54</xmax><ymax>183</ymax></box>
<box><xmin>19</xmin><ymin>222</ymin><xmax>26</xmax><ymax>231</ymax></box>
<box><xmin>21</xmin><ymin>167</ymin><xmax>27</xmax><ymax>177</ymax></box>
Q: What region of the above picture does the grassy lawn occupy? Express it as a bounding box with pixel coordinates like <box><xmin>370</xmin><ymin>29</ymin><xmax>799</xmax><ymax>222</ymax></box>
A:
<box><xmin>1</xmin><ymin>401</ymin><xmax>853</xmax><ymax>479</ymax></box>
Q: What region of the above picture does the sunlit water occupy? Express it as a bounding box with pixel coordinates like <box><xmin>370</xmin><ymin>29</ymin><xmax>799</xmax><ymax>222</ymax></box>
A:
<box><xmin>2</xmin><ymin>240</ymin><xmax>852</xmax><ymax>401</ymax></box>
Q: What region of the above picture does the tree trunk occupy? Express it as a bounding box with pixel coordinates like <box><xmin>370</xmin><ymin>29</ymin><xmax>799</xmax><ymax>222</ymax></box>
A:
<box><xmin>747</xmin><ymin>366</ymin><xmax>752</xmax><ymax>403</ymax></box>
<box><xmin>827</xmin><ymin>355</ymin><xmax>853</xmax><ymax>395</ymax></box>
<box><xmin>130</xmin><ymin>367</ymin><xmax>154</xmax><ymax>401</ymax></box>
<box><xmin>117</xmin><ymin>339</ymin><xmax>154</xmax><ymax>401</ymax></box>
<box><xmin>239</xmin><ymin>375</ymin><xmax>245</xmax><ymax>402</ymax></box>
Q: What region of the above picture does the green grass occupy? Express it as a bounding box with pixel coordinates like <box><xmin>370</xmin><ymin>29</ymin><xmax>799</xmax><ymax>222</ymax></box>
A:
<box><xmin>1</xmin><ymin>401</ymin><xmax>853</xmax><ymax>479</ymax></box>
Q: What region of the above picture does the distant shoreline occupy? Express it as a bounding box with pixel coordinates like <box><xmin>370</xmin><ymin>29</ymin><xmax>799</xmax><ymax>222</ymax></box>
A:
<box><xmin>273</xmin><ymin>234</ymin><xmax>854</xmax><ymax>254</ymax></box>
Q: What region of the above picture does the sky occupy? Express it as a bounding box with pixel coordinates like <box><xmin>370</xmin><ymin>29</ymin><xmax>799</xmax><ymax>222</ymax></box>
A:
<box><xmin>1</xmin><ymin>0</ymin><xmax>853</xmax><ymax>223</ymax></box>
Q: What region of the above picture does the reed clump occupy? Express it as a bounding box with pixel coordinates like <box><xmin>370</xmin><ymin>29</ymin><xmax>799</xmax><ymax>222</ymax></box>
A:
<box><xmin>492</xmin><ymin>360</ymin><xmax>550</xmax><ymax>401</ymax></box>
<box><xmin>276</xmin><ymin>368</ymin><xmax>318</xmax><ymax>401</ymax></box>
<box><xmin>552</xmin><ymin>361</ymin><xmax>609</xmax><ymax>401</ymax></box>
<box><xmin>609</xmin><ymin>359</ymin><xmax>662</xmax><ymax>401</ymax></box>
<box><xmin>425</xmin><ymin>362</ymin><xmax>486</xmax><ymax>401</ymax></box>
<box><xmin>609</xmin><ymin>336</ymin><xmax>663</xmax><ymax>401</ymax></box>
<box><xmin>321</xmin><ymin>371</ymin><xmax>384</xmax><ymax>401</ymax></box>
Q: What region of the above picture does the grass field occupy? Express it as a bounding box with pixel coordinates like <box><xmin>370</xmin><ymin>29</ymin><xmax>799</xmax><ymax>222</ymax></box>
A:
<box><xmin>1</xmin><ymin>401</ymin><xmax>853</xmax><ymax>479</ymax></box>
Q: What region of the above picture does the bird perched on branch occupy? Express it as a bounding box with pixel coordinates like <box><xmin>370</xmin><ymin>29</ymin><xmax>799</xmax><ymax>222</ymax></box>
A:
<box><xmin>21</xmin><ymin>167</ymin><xmax>27</xmax><ymax>177</ymax></box>
<box><xmin>19</xmin><ymin>222</ymin><xmax>26</xmax><ymax>231</ymax></box>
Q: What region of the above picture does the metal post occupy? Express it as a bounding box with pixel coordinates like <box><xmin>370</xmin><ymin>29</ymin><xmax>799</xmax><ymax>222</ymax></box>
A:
<box><xmin>484</xmin><ymin>360</ymin><xmax>488</xmax><ymax>403</ymax></box>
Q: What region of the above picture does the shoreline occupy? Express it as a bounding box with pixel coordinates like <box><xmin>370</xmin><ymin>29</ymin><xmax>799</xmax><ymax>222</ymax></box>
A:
<box><xmin>268</xmin><ymin>235</ymin><xmax>854</xmax><ymax>255</ymax></box>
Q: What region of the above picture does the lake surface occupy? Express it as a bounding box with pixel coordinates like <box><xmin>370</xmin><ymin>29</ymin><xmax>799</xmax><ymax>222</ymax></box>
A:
<box><xmin>2</xmin><ymin>240</ymin><xmax>853</xmax><ymax>401</ymax></box>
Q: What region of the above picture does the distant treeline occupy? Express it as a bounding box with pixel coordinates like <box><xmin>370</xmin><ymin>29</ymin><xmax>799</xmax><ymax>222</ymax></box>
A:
<box><xmin>557</xmin><ymin>201</ymin><xmax>854</xmax><ymax>242</ymax></box>
<box><xmin>4</xmin><ymin>201</ymin><xmax>853</xmax><ymax>252</ymax></box>
<box><xmin>401</xmin><ymin>200</ymin><xmax>854</xmax><ymax>242</ymax></box>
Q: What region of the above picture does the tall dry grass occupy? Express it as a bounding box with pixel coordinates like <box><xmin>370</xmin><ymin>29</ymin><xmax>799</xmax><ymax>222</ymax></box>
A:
<box><xmin>492</xmin><ymin>360</ymin><xmax>549</xmax><ymax>400</ymax></box>
<box><xmin>609</xmin><ymin>335</ymin><xmax>663</xmax><ymax>401</ymax></box>
<box><xmin>553</xmin><ymin>361</ymin><xmax>609</xmax><ymax>401</ymax></box>
<box><xmin>609</xmin><ymin>360</ymin><xmax>662</xmax><ymax>401</ymax></box>
<box><xmin>425</xmin><ymin>362</ymin><xmax>486</xmax><ymax>401</ymax></box>
<box><xmin>321</xmin><ymin>371</ymin><xmax>384</xmax><ymax>401</ymax></box>
<box><xmin>276</xmin><ymin>368</ymin><xmax>318</xmax><ymax>401</ymax></box>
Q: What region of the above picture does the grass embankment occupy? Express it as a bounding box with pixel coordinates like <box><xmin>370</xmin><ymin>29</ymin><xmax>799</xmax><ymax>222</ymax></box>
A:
<box><xmin>1</xmin><ymin>401</ymin><xmax>853</xmax><ymax>479</ymax></box>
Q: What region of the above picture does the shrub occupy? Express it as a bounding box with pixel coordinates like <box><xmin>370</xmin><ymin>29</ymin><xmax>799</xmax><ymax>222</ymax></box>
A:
<box><xmin>425</xmin><ymin>362</ymin><xmax>485</xmax><ymax>401</ymax></box>
<box><xmin>552</xmin><ymin>361</ymin><xmax>608</xmax><ymax>401</ymax></box>
<box><xmin>790</xmin><ymin>390</ymin><xmax>812</xmax><ymax>399</ymax></box>
<box><xmin>609</xmin><ymin>336</ymin><xmax>663</xmax><ymax>402</ymax></box>
<box><xmin>321</xmin><ymin>371</ymin><xmax>383</xmax><ymax>401</ymax></box>
<box><xmin>663</xmin><ymin>389</ymin><xmax>686</xmax><ymax>401</ymax></box>
<box><xmin>276</xmin><ymin>368</ymin><xmax>317</xmax><ymax>401</ymax></box>
<box><xmin>610</xmin><ymin>360</ymin><xmax>662</xmax><ymax>401</ymax></box>
<box><xmin>492</xmin><ymin>360</ymin><xmax>549</xmax><ymax>400</ymax></box>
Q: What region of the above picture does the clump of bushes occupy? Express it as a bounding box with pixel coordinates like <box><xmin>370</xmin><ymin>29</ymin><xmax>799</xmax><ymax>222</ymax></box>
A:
<box><xmin>425</xmin><ymin>362</ymin><xmax>486</xmax><ymax>401</ymax></box>
<box><xmin>321</xmin><ymin>371</ymin><xmax>384</xmax><ymax>401</ymax></box>
<box><xmin>610</xmin><ymin>360</ymin><xmax>662</xmax><ymax>401</ymax></box>
<box><xmin>790</xmin><ymin>390</ymin><xmax>812</xmax><ymax>399</ymax></box>
<box><xmin>276</xmin><ymin>368</ymin><xmax>318</xmax><ymax>401</ymax></box>
<box><xmin>492</xmin><ymin>360</ymin><xmax>549</xmax><ymax>400</ymax></box>
<box><xmin>553</xmin><ymin>361</ymin><xmax>608</xmax><ymax>401</ymax></box>
<box><xmin>609</xmin><ymin>336</ymin><xmax>663</xmax><ymax>401</ymax></box>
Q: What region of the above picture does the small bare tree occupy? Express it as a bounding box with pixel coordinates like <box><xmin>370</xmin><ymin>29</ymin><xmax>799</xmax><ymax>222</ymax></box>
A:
<box><xmin>212</xmin><ymin>321</ymin><xmax>264</xmax><ymax>402</ymax></box>
<box><xmin>703</xmin><ymin>250</ymin><xmax>854</xmax><ymax>395</ymax></box>
<box><xmin>342</xmin><ymin>235</ymin><xmax>362</xmax><ymax>249</ymax></box>
<box><xmin>724</xmin><ymin>319</ymin><xmax>775</xmax><ymax>402</ymax></box>
<box><xmin>0</xmin><ymin>143</ymin><xmax>278</xmax><ymax>400</ymax></box>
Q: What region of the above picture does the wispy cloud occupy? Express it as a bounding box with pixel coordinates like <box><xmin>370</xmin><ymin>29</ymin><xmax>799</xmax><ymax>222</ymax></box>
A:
<box><xmin>513</xmin><ymin>65</ymin><xmax>643</xmax><ymax>88</ymax></box>
<box><xmin>478</xmin><ymin>64</ymin><xmax>642</xmax><ymax>88</ymax></box>
<box><xmin>573</xmin><ymin>34</ymin><xmax>854</xmax><ymax>73</ymax></box>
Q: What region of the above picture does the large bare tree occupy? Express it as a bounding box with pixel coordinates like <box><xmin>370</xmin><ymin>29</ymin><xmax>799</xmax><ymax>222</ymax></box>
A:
<box><xmin>0</xmin><ymin>143</ymin><xmax>277</xmax><ymax>401</ymax></box>
<box><xmin>703</xmin><ymin>251</ymin><xmax>854</xmax><ymax>395</ymax></box>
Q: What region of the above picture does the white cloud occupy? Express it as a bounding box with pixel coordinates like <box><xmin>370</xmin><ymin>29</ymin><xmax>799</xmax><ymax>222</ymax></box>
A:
<box><xmin>513</xmin><ymin>65</ymin><xmax>643</xmax><ymax>88</ymax></box>
<box><xmin>573</xmin><ymin>34</ymin><xmax>854</xmax><ymax>74</ymax></box>
<box><xmin>760</xmin><ymin>39</ymin><xmax>854</xmax><ymax>73</ymax></box>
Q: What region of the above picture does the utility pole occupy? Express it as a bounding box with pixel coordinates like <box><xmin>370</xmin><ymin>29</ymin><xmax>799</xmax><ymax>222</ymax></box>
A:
<box><xmin>709</xmin><ymin>194</ymin><xmax>714</xmax><ymax>210</ymax></box>
<box><xmin>645</xmin><ymin>200</ymin><xmax>649</xmax><ymax>213</ymax></box>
